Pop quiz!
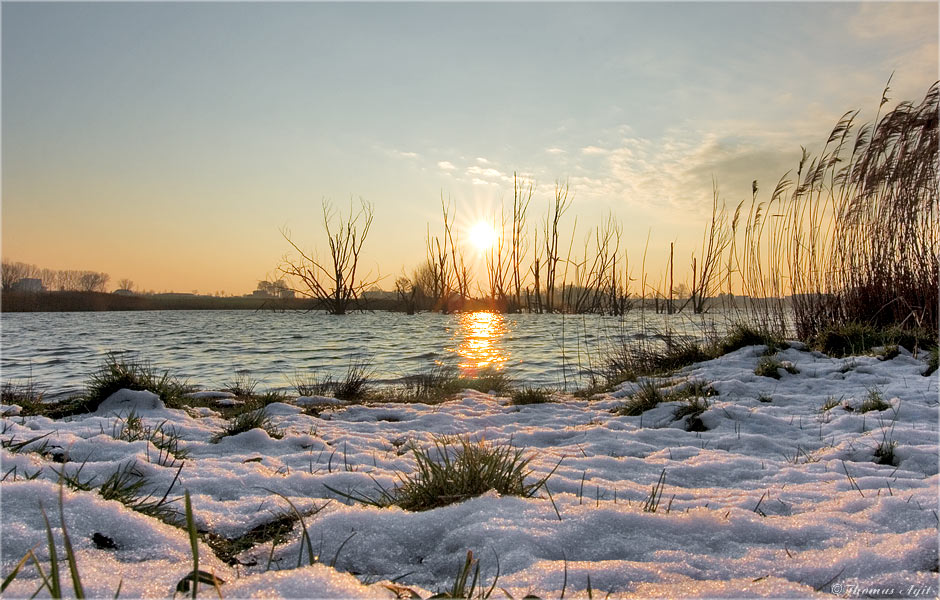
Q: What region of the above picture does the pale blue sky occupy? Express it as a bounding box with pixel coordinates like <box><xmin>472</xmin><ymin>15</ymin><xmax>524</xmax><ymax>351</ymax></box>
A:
<box><xmin>3</xmin><ymin>2</ymin><xmax>937</xmax><ymax>293</ymax></box>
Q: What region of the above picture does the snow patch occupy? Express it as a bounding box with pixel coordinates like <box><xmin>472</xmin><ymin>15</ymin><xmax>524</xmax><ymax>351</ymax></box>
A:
<box><xmin>95</xmin><ymin>389</ymin><xmax>165</xmax><ymax>414</ymax></box>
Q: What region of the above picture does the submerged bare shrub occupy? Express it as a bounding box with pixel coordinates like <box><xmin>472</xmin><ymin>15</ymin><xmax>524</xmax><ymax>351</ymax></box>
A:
<box><xmin>279</xmin><ymin>199</ymin><xmax>376</xmax><ymax>315</ymax></box>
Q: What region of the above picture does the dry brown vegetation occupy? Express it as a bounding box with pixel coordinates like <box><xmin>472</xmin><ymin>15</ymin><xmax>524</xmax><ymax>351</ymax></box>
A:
<box><xmin>386</xmin><ymin>81</ymin><xmax>937</xmax><ymax>347</ymax></box>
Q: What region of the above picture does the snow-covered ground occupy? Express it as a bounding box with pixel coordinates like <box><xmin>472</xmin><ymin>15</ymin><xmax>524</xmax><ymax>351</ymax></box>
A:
<box><xmin>2</xmin><ymin>344</ymin><xmax>937</xmax><ymax>598</ymax></box>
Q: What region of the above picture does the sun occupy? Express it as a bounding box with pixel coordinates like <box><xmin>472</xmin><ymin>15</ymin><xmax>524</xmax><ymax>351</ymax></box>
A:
<box><xmin>468</xmin><ymin>221</ymin><xmax>498</xmax><ymax>251</ymax></box>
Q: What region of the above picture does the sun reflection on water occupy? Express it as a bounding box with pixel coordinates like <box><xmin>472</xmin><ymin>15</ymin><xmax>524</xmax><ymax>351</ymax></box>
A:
<box><xmin>453</xmin><ymin>311</ymin><xmax>508</xmax><ymax>374</ymax></box>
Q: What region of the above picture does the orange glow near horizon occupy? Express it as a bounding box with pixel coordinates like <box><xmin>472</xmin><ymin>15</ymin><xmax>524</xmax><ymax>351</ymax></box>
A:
<box><xmin>453</xmin><ymin>311</ymin><xmax>508</xmax><ymax>374</ymax></box>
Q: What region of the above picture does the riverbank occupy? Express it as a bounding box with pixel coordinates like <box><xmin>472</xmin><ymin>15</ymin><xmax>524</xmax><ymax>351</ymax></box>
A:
<box><xmin>2</xmin><ymin>342</ymin><xmax>937</xmax><ymax>598</ymax></box>
<box><xmin>0</xmin><ymin>291</ymin><xmax>331</xmax><ymax>313</ymax></box>
<box><xmin>0</xmin><ymin>290</ymin><xmax>737</xmax><ymax>314</ymax></box>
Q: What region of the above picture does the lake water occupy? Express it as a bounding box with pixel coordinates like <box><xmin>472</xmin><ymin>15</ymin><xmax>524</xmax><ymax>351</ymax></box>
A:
<box><xmin>0</xmin><ymin>309</ymin><xmax>730</xmax><ymax>397</ymax></box>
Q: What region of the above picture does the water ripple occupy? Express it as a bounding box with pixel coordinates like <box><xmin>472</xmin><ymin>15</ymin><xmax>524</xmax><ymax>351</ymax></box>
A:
<box><xmin>1</xmin><ymin>310</ymin><xmax>724</xmax><ymax>393</ymax></box>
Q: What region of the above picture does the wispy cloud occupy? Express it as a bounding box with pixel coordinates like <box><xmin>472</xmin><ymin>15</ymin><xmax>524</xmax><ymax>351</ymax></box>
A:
<box><xmin>570</xmin><ymin>128</ymin><xmax>800</xmax><ymax>216</ymax></box>
<box><xmin>466</xmin><ymin>165</ymin><xmax>508</xmax><ymax>181</ymax></box>
<box><xmin>546</xmin><ymin>147</ymin><xmax>566</xmax><ymax>155</ymax></box>
<box><xmin>437</xmin><ymin>161</ymin><xmax>456</xmax><ymax>171</ymax></box>
<box><xmin>581</xmin><ymin>146</ymin><xmax>608</xmax><ymax>156</ymax></box>
<box><xmin>475</xmin><ymin>157</ymin><xmax>491</xmax><ymax>165</ymax></box>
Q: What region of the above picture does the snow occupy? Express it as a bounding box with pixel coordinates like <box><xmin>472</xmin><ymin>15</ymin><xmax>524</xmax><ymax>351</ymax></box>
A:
<box><xmin>188</xmin><ymin>391</ymin><xmax>237</xmax><ymax>400</ymax></box>
<box><xmin>1</xmin><ymin>344</ymin><xmax>937</xmax><ymax>598</ymax></box>
<box><xmin>296</xmin><ymin>396</ymin><xmax>350</xmax><ymax>407</ymax></box>
<box><xmin>95</xmin><ymin>389</ymin><xmax>165</xmax><ymax>415</ymax></box>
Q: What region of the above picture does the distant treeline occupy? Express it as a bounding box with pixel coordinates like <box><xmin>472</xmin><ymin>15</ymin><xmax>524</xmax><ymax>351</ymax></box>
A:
<box><xmin>0</xmin><ymin>291</ymin><xmax>310</xmax><ymax>312</ymax></box>
<box><xmin>1</xmin><ymin>261</ymin><xmax>111</xmax><ymax>293</ymax></box>
<box><xmin>0</xmin><ymin>289</ymin><xmax>734</xmax><ymax>314</ymax></box>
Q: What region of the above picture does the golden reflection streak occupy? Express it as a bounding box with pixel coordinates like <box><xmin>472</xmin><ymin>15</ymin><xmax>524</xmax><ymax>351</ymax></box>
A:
<box><xmin>453</xmin><ymin>311</ymin><xmax>508</xmax><ymax>374</ymax></box>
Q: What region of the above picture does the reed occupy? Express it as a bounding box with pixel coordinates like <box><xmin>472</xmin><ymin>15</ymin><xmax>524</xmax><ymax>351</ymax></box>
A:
<box><xmin>728</xmin><ymin>81</ymin><xmax>938</xmax><ymax>343</ymax></box>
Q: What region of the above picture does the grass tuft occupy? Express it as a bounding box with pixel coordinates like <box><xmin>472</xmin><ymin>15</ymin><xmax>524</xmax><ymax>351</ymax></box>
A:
<box><xmin>509</xmin><ymin>388</ymin><xmax>552</xmax><ymax>406</ymax></box>
<box><xmin>813</xmin><ymin>324</ymin><xmax>936</xmax><ymax>358</ymax></box>
<box><xmin>110</xmin><ymin>411</ymin><xmax>189</xmax><ymax>465</ymax></box>
<box><xmin>858</xmin><ymin>388</ymin><xmax>891</xmax><ymax>413</ymax></box>
<box><xmin>642</xmin><ymin>469</ymin><xmax>667</xmax><ymax>513</ymax></box>
<box><xmin>289</xmin><ymin>371</ymin><xmax>334</xmax><ymax>397</ymax></box>
<box><xmin>381</xmin><ymin>366</ymin><xmax>513</xmax><ymax>404</ymax></box>
<box><xmin>1</xmin><ymin>378</ymin><xmax>45</xmax><ymax>412</ymax></box>
<box><xmin>612</xmin><ymin>381</ymin><xmax>663</xmax><ymax>416</ymax></box>
<box><xmin>714</xmin><ymin>323</ymin><xmax>787</xmax><ymax>356</ymax></box>
<box><xmin>327</xmin><ymin>436</ymin><xmax>557</xmax><ymax>512</ymax></box>
<box><xmin>221</xmin><ymin>372</ymin><xmax>260</xmax><ymax>398</ymax></box>
<box><xmin>673</xmin><ymin>397</ymin><xmax>709</xmax><ymax>432</ymax></box>
<box><xmin>85</xmin><ymin>353</ymin><xmax>191</xmax><ymax>412</ymax></box>
<box><xmin>873</xmin><ymin>439</ymin><xmax>897</xmax><ymax>467</ymax></box>
<box><xmin>204</xmin><ymin>504</ymin><xmax>327</xmax><ymax>566</ymax></box>
<box><xmin>433</xmin><ymin>549</ymin><xmax>500</xmax><ymax>599</ymax></box>
<box><xmin>333</xmin><ymin>357</ymin><xmax>374</xmax><ymax>401</ymax></box>
<box><xmin>613</xmin><ymin>378</ymin><xmax>714</xmax><ymax>417</ymax></box>
<box><xmin>603</xmin><ymin>334</ymin><xmax>709</xmax><ymax>386</ymax></box>
<box><xmin>211</xmin><ymin>408</ymin><xmax>283</xmax><ymax>443</ymax></box>
<box><xmin>455</xmin><ymin>367</ymin><xmax>513</xmax><ymax>396</ymax></box>
<box><xmin>820</xmin><ymin>396</ymin><xmax>841</xmax><ymax>412</ymax></box>
<box><xmin>924</xmin><ymin>347</ymin><xmax>939</xmax><ymax>377</ymax></box>
<box><xmin>754</xmin><ymin>356</ymin><xmax>798</xmax><ymax>379</ymax></box>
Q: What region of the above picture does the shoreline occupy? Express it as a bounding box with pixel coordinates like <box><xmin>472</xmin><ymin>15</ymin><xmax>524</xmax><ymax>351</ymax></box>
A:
<box><xmin>0</xmin><ymin>290</ymin><xmax>750</xmax><ymax>314</ymax></box>
<box><xmin>2</xmin><ymin>342</ymin><xmax>937</xmax><ymax>597</ymax></box>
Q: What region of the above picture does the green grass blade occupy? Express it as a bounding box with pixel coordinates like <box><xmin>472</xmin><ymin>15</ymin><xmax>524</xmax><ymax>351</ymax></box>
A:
<box><xmin>58</xmin><ymin>487</ymin><xmax>85</xmax><ymax>598</ymax></box>
<box><xmin>1</xmin><ymin>547</ymin><xmax>36</xmax><ymax>593</ymax></box>
<box><xmin>330</xmin><ymin>532</ymin><xmax>356</xmax><ymax>569</ymax></box>
<box><xmin>184</xmin><ymin>491</ymin><xmax>199</xmax><ymax>599</ymax></box>
<box><xmin>483</xmin><ymin>548</ymin><xmax>500</xmax><ymax>599</ymax></box>
<box><xmin>28</xmin><ymin>551</ymin><xmax>52</xmax><ymax>599</ymax></box>
<box><xmin>559</xmin><ymin>553</ymin><xmax>567</xmax><ymax>600</ymax></box>
<box><xmin>261</xmin><ymin>488</ymin><xmax>316</xmax><ymax>567</ymax></box>
<box><xmin>39</xmin><ymin>504</ymin><xmax>61</xmax><ymax>599</ymax></box>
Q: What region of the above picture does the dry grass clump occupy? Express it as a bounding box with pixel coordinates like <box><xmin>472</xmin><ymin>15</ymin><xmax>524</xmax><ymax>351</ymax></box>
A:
<box><xmin>858</xmin><ymin>388</ymin><xmax>891</xmax><ymax>413</ymax></box>
<box><xmin>326</xmin><ymin>436</ymin><xmax>556</xmax><ymax>512</ymax></box>
<box><xmin>612</xmin><ymin>381</ymin><xmax>664</xmax><ymax>416</ymax></box>
<box><xmin>221</xmin><ymin>372</ymin><xmax>260</xmax><ymax>398</ymax></box>
<box><xmin>754</xmin><ymin>356</ymin><xmax>799</xmax><ymax>379</ymax></box>
<box><xmin>604</xmin><ymin>334</ymin><xmax>710</xmax><ymax>384</ymax></box>
<box><xmin>674</xmin><ymin>397</ymin><xmax>709</xmax><ymax>432</ymax></box>
<box><xmin>925</xmin><ymin>347</ymin><xmax>939</xmax><ymax>377</ymax></box>
<box><xmin>714</xmin><ymin>323</ymin><xmax>787</xmax><ymax>356</ymax></box>
<box><xmin>1</xmin><ymin>378</ymin><xmax>45</xmax><ymax>411</ymax></box>
<box><xmin>333</xmin><ymin>357</ymin><xmax>374</xmax><ymax>401</ymax></box>
<box><xmin>288</xmin><ymin>358</ymin><xmax>375</xmax><ymax>402</ymax></box>
<box><xmin>737</xmin><ymin>82</ymin><xmax>938</xmax><ymax>343</ymax></box>
<box><xmin>613</xmin><ymin>377</ymin><xmax>716</xmax><ymax>417</ymax></box>
<box><xmin>85</xmin><ymin>354</ymin><xmax>191</xmax><ymax>412</ymax></box>
<box><xmin>812</xmin><ymin>323</ymin><xmax>935</xmax><ymax>358</ymax></box>
<box><xmin>211</xmin><ymin>408</ymin><xmax>283</xmax><ymax>443</ymax></box>
<box><xmin>383</xmin><ymin>366</ymin><xmax>513</xmax><ymax>404</ymax></box>
<box><xmin>509</xmin><ymin>388</ymin><xmax>553</xmax><ymax>405</ymax></box>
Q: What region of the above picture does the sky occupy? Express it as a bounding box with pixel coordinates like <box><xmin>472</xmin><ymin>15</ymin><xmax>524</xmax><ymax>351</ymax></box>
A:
<box><xmin>2</xmin><ymin>1</ymin><xmax>937</xmax><ymax>295</ymax></box>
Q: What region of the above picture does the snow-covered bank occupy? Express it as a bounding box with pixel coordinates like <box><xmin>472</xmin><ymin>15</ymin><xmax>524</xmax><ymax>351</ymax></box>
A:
<box><xmin>2</xmin><ymin>344</ymin><xmax>937</xmax><ymax>598</ymax></box>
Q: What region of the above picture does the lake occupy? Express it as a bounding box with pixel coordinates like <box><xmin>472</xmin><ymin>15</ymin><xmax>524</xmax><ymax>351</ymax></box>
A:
<box><xmin>0</xmin><ymin>309</ymin><xmax>729</xmax><ymax>397</ymax></box>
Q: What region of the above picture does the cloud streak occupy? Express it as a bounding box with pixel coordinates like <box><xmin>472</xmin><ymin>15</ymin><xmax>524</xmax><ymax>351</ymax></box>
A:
<box><xmin>567</xmin><ymin>128</ymin><xmax>802</xmax><ymax>217</ymax></box>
